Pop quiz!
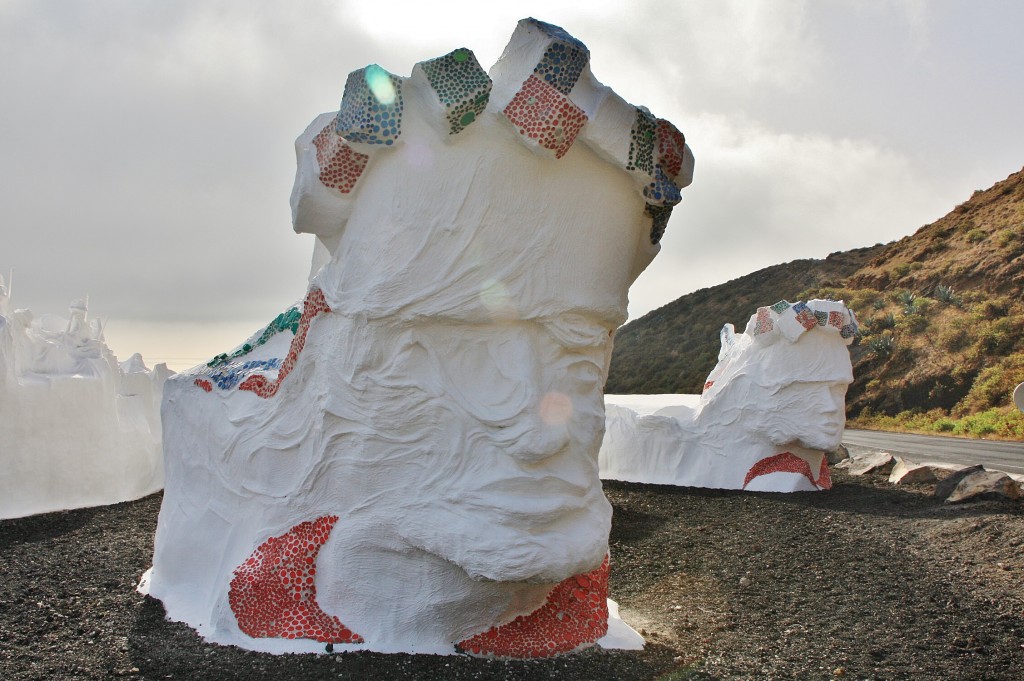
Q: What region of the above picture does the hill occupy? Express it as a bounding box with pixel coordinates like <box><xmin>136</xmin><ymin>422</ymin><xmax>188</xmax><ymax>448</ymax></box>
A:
<box><xmin>608</xmin><ymin>167</ymin><xmax>1024</xmax><ymax>437</ymax></box>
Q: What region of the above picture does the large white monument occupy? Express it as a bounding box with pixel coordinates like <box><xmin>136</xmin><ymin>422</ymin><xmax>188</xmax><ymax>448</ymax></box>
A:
<box><xmin>148</xmin><ymin>19</ymin><xmax>693</xmax><ymax>657</ymax></box>
<box><xmin>602</xmin><ymin>300</ymin><xmax>857</xmax><ymax>492</ymax></box>
<box><xmin>0</xmin><ymin>276</ymin><xmax>169</xmax><ymax>519</ymax></box>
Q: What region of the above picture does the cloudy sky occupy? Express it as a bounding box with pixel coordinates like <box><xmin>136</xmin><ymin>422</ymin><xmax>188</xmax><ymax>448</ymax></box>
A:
<box><xmin>2</xmin><ymin>0</ymin><xmax>1022</xmax><ymax>370</ymax></box>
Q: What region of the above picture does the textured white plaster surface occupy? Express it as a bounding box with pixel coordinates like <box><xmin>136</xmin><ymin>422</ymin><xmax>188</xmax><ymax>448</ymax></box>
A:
<box><xmin>150</xmin><ymin>19</ymin><xmax>691</xmax><ymax>655</ymax></box>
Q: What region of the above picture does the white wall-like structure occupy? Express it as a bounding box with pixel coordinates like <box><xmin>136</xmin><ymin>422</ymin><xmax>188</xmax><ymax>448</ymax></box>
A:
<box><xmin>0</xmin><ymin>277</ymin><xmax>169</xmax><ymax>519</ymax></box>
<box><xmin>149</xmin><ymin>19</ymin><xmax>691</xmax><ymax>658</ymax></box>
<box><xmin>601</xmin><ymin>300</ymin><xmax>857</xmax><ymax>492</ymax></box>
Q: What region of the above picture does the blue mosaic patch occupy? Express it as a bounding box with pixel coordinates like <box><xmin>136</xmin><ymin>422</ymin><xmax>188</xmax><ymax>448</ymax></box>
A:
<box><xmin>642</xmin><ymin>166</ymin><xmax>682</xmax><ymax>206</ymax></box>
<box><xmin>532</xmin><ymin>37</ymin><xmax>589</xmax><ymax>96</ymax></box>
<box><xmin>336</xmin><ymin>65</ymin><xmax>404</xmax><ymax>146</ymax></box>
<box><xmin>206</xmin><ymin>358</ymin><xmax>283</xmax><ymax>391</ymax></box>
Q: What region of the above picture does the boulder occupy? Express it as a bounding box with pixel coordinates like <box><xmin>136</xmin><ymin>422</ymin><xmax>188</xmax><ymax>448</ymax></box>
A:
<box><xmin>888</xmin><ymin>458</ymin><xmax>938</xmax><ymax>485</ymax></box>
<box><xmin>943</xmin><ymin>469</ymin><xmax>1022</xmax><ymax>504</ymax></box>
<box><xmin>839</xmin><ymin>452</ymin><xmax>895</xmax><ymax>476</ymax></box>
<box><xmin>934</xmin><ymin>464</ymin><xmax>985</xmax><ymax>500</ymax></box>
<box><xmin>826</xmin><ymin>444</ymin><xmax>850</xmax><ymax>465</ymax></box>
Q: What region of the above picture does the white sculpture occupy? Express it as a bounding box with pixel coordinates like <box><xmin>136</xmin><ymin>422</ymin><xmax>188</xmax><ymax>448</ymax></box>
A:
<box><xmin>601</xmin><ymin>300</ymin><xmax>857</xmax><ymax>492</ymax></box>
<box><xmin>0</xmin><ymin>276</ymin><xmax>169</xmax><ymax>519</ymax></box>
<box><xmin>148</xmin><ymin>19</ymin><xmax>692</xmax><ymax>657</ymax></box>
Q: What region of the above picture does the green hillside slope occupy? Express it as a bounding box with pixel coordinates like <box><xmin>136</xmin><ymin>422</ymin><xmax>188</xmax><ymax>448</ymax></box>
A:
<box><xmin>608</xmin><ymin>167</ymin><xmax>1024</xmax><ymax>438</ymax></box>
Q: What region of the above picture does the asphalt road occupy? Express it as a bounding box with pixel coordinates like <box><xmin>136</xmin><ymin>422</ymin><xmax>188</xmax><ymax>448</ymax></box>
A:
<box><xmin>843</xmin><ymin>428</ymin><xmax>1024</xmax><ymax>475</ymax></box>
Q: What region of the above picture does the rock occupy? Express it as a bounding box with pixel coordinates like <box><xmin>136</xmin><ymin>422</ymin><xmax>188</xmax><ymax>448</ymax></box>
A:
<box><xmin>826</xmin><ymin>444</ymin><xmax>850</xmax><ymax>465</ymax></box>
<box><xmin>843</xmin><ymin>452</ymin><xmax>896</xmax><ymax>476</ymax></box>
<box><xmin>944</xmin><ymin>469</ymin><xmax>1022</xmax><ymax>504</ymax></box>
<box><xmin>888</xmin><ymin>458</ymin><xmax>938</xmax><ymax>485</ymax></box>
<box><xmin>934</xmin><ymin>465</ymin><xmax>985</xmax><ymax>500</ymax></box>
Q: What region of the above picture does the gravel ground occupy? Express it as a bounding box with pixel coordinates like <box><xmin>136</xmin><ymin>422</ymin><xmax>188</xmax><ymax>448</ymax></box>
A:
<box><xmin>2</xmin><ymin>470</ymin><xmax>1023</xmax><ymax>680</ymax></box>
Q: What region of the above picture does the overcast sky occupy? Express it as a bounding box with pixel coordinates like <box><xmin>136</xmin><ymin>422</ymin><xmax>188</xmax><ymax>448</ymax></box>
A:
<box><xmin>2</xmin><ymin>0</ymin><xmax>1022</xmax><ymax>369</ymax></box>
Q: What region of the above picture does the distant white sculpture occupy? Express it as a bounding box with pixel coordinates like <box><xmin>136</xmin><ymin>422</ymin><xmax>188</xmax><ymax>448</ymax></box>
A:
<box><xmin>0</xmin><ymin>276</ymin><xmax>169</xmax><ymax>519</ymax></box>
<box><xmin>601</xmin><ymin>300</ymin><xmax>857</xmax><ymax>492</ymax></box>
<box><xmin>149</xmin><ymin>18</ymin><xmax>693</xmax><ymax>657</ymax></box>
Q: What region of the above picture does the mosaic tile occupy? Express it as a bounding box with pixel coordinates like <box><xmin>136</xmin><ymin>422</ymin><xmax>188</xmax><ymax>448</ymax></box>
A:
<box><xmin>336</xmin><ymin>65</ymin><xmax>404</xmax><ymax>146</ymax></box>
<box><xmin>626</xmin><ymin>108</ymin><xmax>657</xmax><ymax>176</ymax></box>
<box><xmin>655</xmin><ymin>119</ymin><xmax>686</xmax><ymax>179</ymax></box>
<box><xmin>770</xmin><ymin>301</ymin><xmax>791</xmax><ymax>315</ymax></box>
<box><xmin>794</xmin><ymin>305</ymin><xmax>818</xmax><ymax>331</ymax></box>
<box><xmin>644</xmin><ymin>204</ymin><xmax>673</xmax><ymax>244</ymax></box>
<box><xmin>530</xmin><ymin>25</ymin><xmax>589</xmax><ymax>96</ymax></box>
<box><xmin>229</xmin><ymin>515</ymin><xmax>362</xmax><ymax>644</ymax></box>
<box><xmin>754</xmin><ymin>307</ymin><xmax>775</xmax><ymax>336</ymax></box>
<box><xmin>239</xmin><ymin>288</ymin><xmax>331</xmax><ymax>399</ymax></box>
<box><xmin>815</xmin><ymin>310</ymin><xmax>829</xmax><ymax>327</ymax></box>
<box><xmin>743</xmin><ymin>452</ymin><xmax>826</xmax><ymax>490</ymax></box>
<box><xmin>209</xmin><ymin>306</ymin><xmax>302</xmax><ymax>369</ymax></box>
<box><xmin>458</xmin><ymin>555</ymin><xmax>609</xmax><ymax>658</ymax></box>
<box><xmin>817</xmin><ymin>457</ymin><xmax>833</xmax><ymax>490</ymax></box>
<box><xmin>420</xmin><ymin>48</ymin><xmax>492</xmax><ymax>135</ymax></box>
<box><xmin>313</xmin><ymin>123</ymin><xmax>369</xmax><ymax>193</ymax></box>
<box><xmin>503</xmin><ymin>75</ymin><xmax>587</xmax><ymax>159</ymax></box>
<box><xmin>642</xmin><ymin>166</ymin><xmax>682</xmax><ymax>207</ymax></box>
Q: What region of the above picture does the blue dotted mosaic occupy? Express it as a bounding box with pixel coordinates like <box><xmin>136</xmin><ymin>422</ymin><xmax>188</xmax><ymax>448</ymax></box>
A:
<box><xmin>529</xmin><ymin>20</ymin><xmax>589</xmax><ymax>96</ymax></box>
<box><xmin>336</xmin><ymin>64</ymin><xmax>404</xmax><ymax>146</ymax></box>
<box><xmin>642</xmin><ymin>166</ymin><xmax>682</xmax><ymax>206</ymax></box>
<box><xmin>206</xmin><ymin>358</ymin><xmax>283</xmax><ymax>391</ymax></box>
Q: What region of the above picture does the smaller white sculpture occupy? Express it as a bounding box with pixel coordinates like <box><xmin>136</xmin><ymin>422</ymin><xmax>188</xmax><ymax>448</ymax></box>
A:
<box><xmin>0</xmin><ymin>278</ymin><xmax>169</xmax><ymax>519</ymax></box>
<box><xmin>601</xmin><ymin>300</ymin><xmax>857</xmax><ymax>492</ymax></box>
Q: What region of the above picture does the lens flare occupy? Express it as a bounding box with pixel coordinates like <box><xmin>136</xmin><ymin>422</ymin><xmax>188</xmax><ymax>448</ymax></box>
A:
<box><xmin>540</xmin><ymin>391</ymin><xmax>573</xmax><ymax>426</ymax></box>
<box><xmin>364</xmin><ymin>64</ymin><xmax>396</xmax><ymax>106</ymax></box>
<box><xmin>480</xmin><ymin>279</ymin><xmax>515</xmax><ymax>319</ymax></box>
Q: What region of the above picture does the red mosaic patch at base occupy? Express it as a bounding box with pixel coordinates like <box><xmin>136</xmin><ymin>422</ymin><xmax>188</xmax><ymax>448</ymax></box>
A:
<box><xmin>228</xmin><ymin>515</ymin><xmax>362</xmax><ymax>644</ymax></box>
<box><xmin>239</xmin><ymin>288</ymin><xmax>331</xmax><ymax>399</ymax></box>
<box><xmin>458</xmin><ymin>555</ymin><xmax>609</xmax><ymax>659</ymax></box>
<box><xmin>312</xmin><ymin>122</ymin><xmax>369</xmax><ymax>194</ymax></box>
<box><xmin>194</xmin><ymin>378</ymin><xmax>213</xmax><ymax>393</ymax></box>
<box><xmin>743</xmin><ymin>452</ymin><xmax>830</xmax><ymax>490</ymax></box>
<box><xmin>817</xmin><ymin>456</ymin><xmax>833</xmax><ymax>490</ymax></box>
<box><xmin>503</xmin><ymin>75</ymin><xmax>587</xmax><ymax>159</ymax></box>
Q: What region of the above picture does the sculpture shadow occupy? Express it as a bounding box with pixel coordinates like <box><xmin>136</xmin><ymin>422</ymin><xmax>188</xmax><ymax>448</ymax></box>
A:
<box><xmin>127</xmin><ymin>595</ymin><xmax>675</xmax><ymax>681</ymax></box>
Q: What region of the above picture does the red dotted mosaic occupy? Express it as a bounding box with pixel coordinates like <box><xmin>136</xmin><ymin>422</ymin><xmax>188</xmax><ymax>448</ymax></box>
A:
<box><xmin>795</xmin><ymin>306</ymin><xmax>819</xmax><ymax>331</ymax></box>
<box><xmin>458</xmin><ymin>555</ymin><xmax>609</xmax><ymax>658</ymax></box>
<box><xmin>817</xmin><ymin>456</ymin><xmax>833</xmax><ymax>490</ymax></box>
<box><xmin>312</xmin><ymin>122</ymin><xmax>369</xmax><ymax>194</ymax></box>
<box><xmin>239</xmin><ymin>288</ymin><xmax>330</xmax><ymax>399</ymax></box>
<box><xmin>194</xmin><ymin>378</ymin><xmax>213</xmax><ymax>393</ymax></box>
<box><xmin>655</xmin><ymin>119</ymin><xmax>686</xmax><ymax>179</ymax></box>
<box><xmin>228</xmin><ymin>515</ymin><xmax>362</xmax><ymax>644</ymax></box>
<box><xmin>503</xmin><ymin>75</ymin><xmax>587</xmax><ymax>159</ymax></box>
<box><xmin>743</xmin><ymin>452</ymin><xmax>830</xmax><ymax>490</ymax></box>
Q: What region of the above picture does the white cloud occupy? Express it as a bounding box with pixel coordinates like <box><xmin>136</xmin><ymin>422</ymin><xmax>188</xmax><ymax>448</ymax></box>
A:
<box><xmin>626</xmin><ymin>113</ymin><xmax>950</xmax><ymax>319</ymax></box>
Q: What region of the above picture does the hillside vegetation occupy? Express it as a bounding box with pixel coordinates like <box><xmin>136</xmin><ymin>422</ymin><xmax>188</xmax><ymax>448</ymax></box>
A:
<box><xmin>608</xmin><ymin>167</ymin><xmax>1024</xmax><ymax>438</ymax></box>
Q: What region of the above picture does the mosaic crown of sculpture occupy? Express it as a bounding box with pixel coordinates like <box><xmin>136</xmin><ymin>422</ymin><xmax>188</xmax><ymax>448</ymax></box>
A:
<box><xmin>149</xmin><ymin>18</ymin><xmax>693</xmax><ymax>657</ymax></box>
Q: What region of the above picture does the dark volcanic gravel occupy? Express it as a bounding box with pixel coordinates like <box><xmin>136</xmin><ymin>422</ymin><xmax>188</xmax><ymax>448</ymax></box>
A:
<box><xmin>2</xmin><ymin>471</ymin><xmax>1023</xmax><ymax>680</ymax></box>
